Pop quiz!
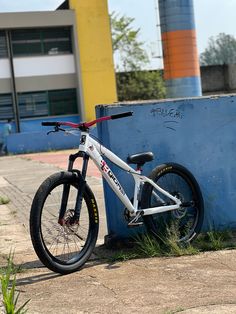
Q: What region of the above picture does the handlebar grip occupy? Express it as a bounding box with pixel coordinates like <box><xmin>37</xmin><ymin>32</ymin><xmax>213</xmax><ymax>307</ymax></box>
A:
<box><xmin>110</xmin><ymin>111</ymin><xmax>133</xmax><ymax>120</ymax></box>
<box><xmin>42</xmin><ymin>122</ymin><xmax>59</xmax><ymax>126</ymax></box>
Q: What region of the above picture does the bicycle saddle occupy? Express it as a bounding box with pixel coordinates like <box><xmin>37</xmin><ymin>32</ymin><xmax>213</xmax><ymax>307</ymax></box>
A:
<box><xmin>127</xmin><ymin>152</ymin><xmax>154</xmax><ymax>166</ymax></box>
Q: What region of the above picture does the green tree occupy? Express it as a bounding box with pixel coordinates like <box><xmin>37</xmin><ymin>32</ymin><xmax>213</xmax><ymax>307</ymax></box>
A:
<box><xmin>110</xmin><ymin>13</ymin><xmax>165</xmax><ymax>100</ymax></box>
<box><xmin>116</xmin><ymin>70</ymin><xmax>165</xmax><ymax>101</ymax></box>
<box><xmin>200</xmin><ymin>33</ymin><xmax>236</xmax><ymax>66</ymax></box>
<box><xmin>111</xmin><ymin>12</ymin><xmax>149</xmax><ymax>71</ymax></box>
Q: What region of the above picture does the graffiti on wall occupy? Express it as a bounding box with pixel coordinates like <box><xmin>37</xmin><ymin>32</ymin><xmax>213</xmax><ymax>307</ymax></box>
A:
<box><xmin>150</xmin><ymin>108</ymin><xmax>184</xmax><ymax>131</ymax></box>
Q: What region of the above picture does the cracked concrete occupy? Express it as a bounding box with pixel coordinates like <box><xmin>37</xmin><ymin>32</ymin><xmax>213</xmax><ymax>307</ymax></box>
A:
<box><xmin>1</xmin><ymin>152</ymin><xmax>236</xmax><ymax>314</ymax></box>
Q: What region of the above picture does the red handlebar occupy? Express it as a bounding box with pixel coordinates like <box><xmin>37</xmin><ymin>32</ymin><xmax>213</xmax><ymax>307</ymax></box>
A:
<box><xmin>42</xmin><ymin>111</ymin><xmax>133</xmax><ymax>129</ymax></box>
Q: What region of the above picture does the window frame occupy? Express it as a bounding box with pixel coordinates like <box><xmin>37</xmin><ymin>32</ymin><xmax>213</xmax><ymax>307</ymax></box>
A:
<box><xmin>11</xmin><ymin>27</ymin><xmax>73</xmax><ymax>57</ymax></box>
<box><xmin>17</xmin><ymin>88</ymin><xmax>78</xmax><ymax>118</ymax></box>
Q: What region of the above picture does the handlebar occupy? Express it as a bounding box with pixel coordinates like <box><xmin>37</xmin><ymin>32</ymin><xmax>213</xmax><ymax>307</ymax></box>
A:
<box><xmin>41</xmin><ymin>122</ymin><xmax>59</xmax><ymax>126</ymax></box>
<box><xmin>110</xmin><ymin>112</ymin><xmax>133</xmax><ymax>120</ymax></box>
<box><xmin>41</xmin><ymin>111</ymin><xmax>133</xmax><ymax>130</ymax></box>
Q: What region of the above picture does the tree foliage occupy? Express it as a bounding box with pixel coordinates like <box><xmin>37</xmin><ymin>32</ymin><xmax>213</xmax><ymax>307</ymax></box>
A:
<box><xmin>110</xmin><ymin>13</ymin><xmax>165</xmax><ymax>100</ymax></box>
<box><xmin>110</xmin><ymin>12</ymin><xmax>149</xmax><ymax>72</ymax></box>
<box><xmin>116</xmin><ymin>71</ymin><xmax>165</xmax><ymax>101</ymax></box>
<box><xmin>200</xmin><ymin>33</ymin><xmax>236</xmax><ymax>66</ymax></box>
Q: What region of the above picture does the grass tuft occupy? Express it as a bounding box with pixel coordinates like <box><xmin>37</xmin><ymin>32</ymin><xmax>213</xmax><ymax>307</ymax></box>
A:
<box><xmin>195</xmin><ymin>229</ymin><xmax>235</xmax><ymax>251</ymax></box>
<box><xmin>109</xmin><ymin>225</ymin><xmax>236</xmax><ymax>263</ymax></box>
<box><xmin>0</xmin><ymin>196</ymin><xmax>10</xmax><ymax>205</ymax></box>
<box><xmin>135</xmin><ymin>233</ymin><xmax>164</xmax><ymax>257</ymax></box>
<box><xmin>109</xmin><ymin>251</ymin><xmax>138</xmax><ymax>262</ymax></box>
<box><xmin>134</xmin><ymin>227</ymin><xmax>199</xmax><ymax>259</ymax></box>
<box><xmin>0</xmin><ymin>252</ymin><xmax>30</xmax><ymax>314</ymax></box>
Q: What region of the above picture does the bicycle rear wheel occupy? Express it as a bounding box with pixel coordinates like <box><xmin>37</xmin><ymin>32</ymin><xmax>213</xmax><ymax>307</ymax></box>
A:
<box><xmin>30</xmin><ymin>171</ymin><xmax>99</xmax><ymax>274</ymax></box>
<box><xmin>141</xmin><ymin>163</ymin><xmax>204</xmax><ymax>243</ymax></box>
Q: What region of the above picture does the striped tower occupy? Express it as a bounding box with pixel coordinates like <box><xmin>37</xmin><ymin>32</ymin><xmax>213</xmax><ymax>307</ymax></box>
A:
<box><xmin>158</xmin><ymin>0</ymin><xmax>202</xmax><ymax>98</ymax></box>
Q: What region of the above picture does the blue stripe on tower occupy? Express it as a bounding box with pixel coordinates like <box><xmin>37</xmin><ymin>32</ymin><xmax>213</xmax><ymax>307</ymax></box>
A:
<box><xmin>166</xmin><ymin>77</ymin><xmax>202</xmax><ymax>98</ymax></box>
<box><xmin>158</xmin><ymin>0</ymin><xmax>202</xmax><ymax>98</ymax></box>
<box><xmin>159</xmin><ymin>0</ymin><xmax>195</xmax><ymax>32</ymax></box>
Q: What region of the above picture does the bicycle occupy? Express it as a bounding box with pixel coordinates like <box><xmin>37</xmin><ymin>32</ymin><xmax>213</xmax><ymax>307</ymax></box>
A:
<box><xmin>30</xmin><ymin>111</ymin><xmax>204</xmax><ymax>274</ymax></box>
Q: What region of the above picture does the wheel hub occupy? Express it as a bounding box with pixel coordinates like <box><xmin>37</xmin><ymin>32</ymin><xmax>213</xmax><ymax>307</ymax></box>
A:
<box><xmin>58</xmin><ymin>209</ymin><xmax>80</xmax><ymax>233</ymax></box>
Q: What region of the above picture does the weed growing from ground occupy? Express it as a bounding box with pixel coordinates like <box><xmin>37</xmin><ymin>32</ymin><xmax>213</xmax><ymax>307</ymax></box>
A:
<box><xmin>135</xmin><ymin>233</ymin><xmax>164</xmax><ymax>257</ymax></box>
<box><xmin>109</xmin><ymin>227</ymin><xmax>236</xmax><ymax>262</ymax></box>
<box><xmin>0</xmin><ymin>252</ymin><xmax>30</xmax><ymax>314</ymax></box>
<box><xmin>109</xmin><ymin>250</ymin><xmax>138</xmax><ymax>262</ymax></box>
<box><xmin>134</xmin><ymin>229</ymin><xmax>199</xmax><ymax>259</ymax></box>
<box><xmin>195</xmin><ymin>230</ymin><xmax>235</xmax><ymax>251</ymax></box>
<box><xmin>0</xmin><ymin>196</ymin><xmax>10</xmax><ymax>205</ymax></box>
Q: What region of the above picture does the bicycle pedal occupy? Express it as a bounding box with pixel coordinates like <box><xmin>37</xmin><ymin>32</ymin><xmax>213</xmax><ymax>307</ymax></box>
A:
<box><xmin>128</xmin><ymin>221</ymin><xmax>143</xmax><ymax>228</ymax></box>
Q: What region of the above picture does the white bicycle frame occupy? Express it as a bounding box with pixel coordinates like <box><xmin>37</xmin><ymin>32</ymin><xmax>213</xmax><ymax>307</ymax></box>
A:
<box><xmin>78</xmin><ymin>130</ymin><xmax>182</xmax><ymax>217</ymax></box>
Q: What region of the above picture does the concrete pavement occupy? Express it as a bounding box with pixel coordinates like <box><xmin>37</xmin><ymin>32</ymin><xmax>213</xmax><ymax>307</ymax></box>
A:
<box><xmin>1</xmin><ymin>151</ymin><xmax>236</xmax><ymax>314</ymax></box>
<box><xmin>0</xmin><ymin>151</ymin><xmax>106</xmax><ymax>241</ymax></box>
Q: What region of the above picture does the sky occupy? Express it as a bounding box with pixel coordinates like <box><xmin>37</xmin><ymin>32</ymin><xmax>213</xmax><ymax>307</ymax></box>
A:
<box><xmin>0</xmin><ymin>0</ymin><xmax>235</xmax><ymax>69</ymax></box>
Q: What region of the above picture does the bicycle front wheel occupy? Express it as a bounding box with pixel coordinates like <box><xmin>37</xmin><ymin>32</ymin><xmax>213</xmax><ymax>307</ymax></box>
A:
<box><xmin>30</xmin><ymin>171</ymin><xmax>99</xmax><ymax>274</ymax></box>
<box><xmin>141</xmin><ymin>163</ymin><xmax>204</xmax><ymax>243</ymax></box>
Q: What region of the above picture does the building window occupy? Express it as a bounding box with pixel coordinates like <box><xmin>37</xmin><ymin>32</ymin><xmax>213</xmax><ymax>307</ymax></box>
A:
<box><xmin>43</xmin><ymin>28</ymin><xmax>72</xmax><ymax>55</ymax></box>
<box><xmin>0</xmin><ymin>94</ymin><xmax>14</xmax><ymax>120</ymax></box>
<box><xmin>18</xmin><ymin>92</ymin><xmax>48</xmax><ymax>118</ymax></box>
<box><xmin>11</xmin><ymin>27</ymin><xmax>72</xmax><ymax>57</ymax></box>
<box><xmin>48</xmin><ymin>89</ymin><xmax>77</xmax><ymax>115</ymax></box>
<box><xmin>18</xmin><ymin>89</ymin><xmax>77</xmax><ymax>118</ymax></box>
<box><xmin>0</xmin><ymin>31</ymin><xmax>8</xmax><ymax>58</ymax></box>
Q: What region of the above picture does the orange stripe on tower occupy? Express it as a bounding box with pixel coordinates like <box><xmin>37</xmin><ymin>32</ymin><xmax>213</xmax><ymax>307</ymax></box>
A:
<box><xmin>162</xmin><ymin>29</ymin><xmax>200</xmax><ymax>80</ymax></box>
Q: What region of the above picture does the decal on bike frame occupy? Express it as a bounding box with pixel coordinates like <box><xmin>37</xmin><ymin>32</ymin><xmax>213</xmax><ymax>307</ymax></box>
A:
<box><xmin>100</xmin><ymin>160</ymin><xmax>125</xmax><ymax>195</ymax></box>
<box><xmin>80</xmin><ymin>135</ymin><xmax>86</xmax><ymax>145</ymax></box>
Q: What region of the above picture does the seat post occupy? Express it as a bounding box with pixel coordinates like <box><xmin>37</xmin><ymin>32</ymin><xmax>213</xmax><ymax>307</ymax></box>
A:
<box><xmin>136</xmin><ymin>165</ymin><xmax>142</xmax><ymax>173</ymax></box>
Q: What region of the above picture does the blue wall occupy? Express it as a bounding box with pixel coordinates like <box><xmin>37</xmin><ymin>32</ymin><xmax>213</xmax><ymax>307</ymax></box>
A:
<box><xmin>7</xmin><ymin>130</ymin><xmax>81</xmax><ymax>154</ymax></box>
<box><xmin>1</xmin><ymin>115</ymin><xmax>81</xmax><ymax>154</ymax></box>
<box><xmin>0</xmin><ymin>115</ymin><xmax>80</xmax><ymax>133</ymax></box>
<box><xmin>96</xmin><ymin>95</ymin><xmax>236</xmax><ymax>239</ymax></box>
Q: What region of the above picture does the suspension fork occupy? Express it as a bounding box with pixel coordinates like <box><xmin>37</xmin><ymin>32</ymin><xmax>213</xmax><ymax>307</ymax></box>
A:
<box><xmin>58</xmin><ymin>151</ymin><xmax>89</xmax><ymax>225</ymax></box>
